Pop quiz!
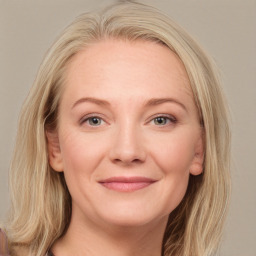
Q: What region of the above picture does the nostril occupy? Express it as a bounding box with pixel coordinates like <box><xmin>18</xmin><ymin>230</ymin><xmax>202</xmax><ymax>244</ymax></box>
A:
<box><xmin>132</xmin><ymin>158</ymin><xmax>142</xmax><ymax>163</ymax></box>
<box><xmin>113</xmin><ymin>157</ymin><xmax>142</xmax><ymax>164</ymax></box>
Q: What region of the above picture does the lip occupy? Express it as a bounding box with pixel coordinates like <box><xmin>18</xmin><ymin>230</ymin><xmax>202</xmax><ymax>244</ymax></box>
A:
<box><xmin>98</xmin><ymin>176</ymin><xmax>157</xmax><ymax>192</ymax></box>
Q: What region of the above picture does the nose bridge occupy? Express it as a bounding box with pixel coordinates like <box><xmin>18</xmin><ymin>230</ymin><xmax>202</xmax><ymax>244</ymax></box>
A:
<box><xmin>109</xmin><ymin>116</ymin><xmax>146</xmax><ymax>164</ymax></box>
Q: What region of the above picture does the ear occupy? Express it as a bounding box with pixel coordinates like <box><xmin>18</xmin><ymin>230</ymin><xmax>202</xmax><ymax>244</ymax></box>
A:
<box><xmin>189</xmin><ymin>130</ymin><xmax>204</xmax><ymax>176</ymax></box>
<box><xmin>46</xmin><ymin>130</ymin><xmax>64</xmax><ymax>172</ymax></box>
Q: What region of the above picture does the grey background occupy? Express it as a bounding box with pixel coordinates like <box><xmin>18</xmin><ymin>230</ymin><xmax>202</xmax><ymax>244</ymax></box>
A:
<box><xmin>0</xmin><ymin>0</ymin><xmax>255</xmax><ymax>255</ymax></box>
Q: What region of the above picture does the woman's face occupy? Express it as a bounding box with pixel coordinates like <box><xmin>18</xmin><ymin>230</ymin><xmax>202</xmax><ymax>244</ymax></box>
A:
<box><xmin>48</xmin><ymin>39</ymin><xmax>204</xmax><ymax>228</ymax></box>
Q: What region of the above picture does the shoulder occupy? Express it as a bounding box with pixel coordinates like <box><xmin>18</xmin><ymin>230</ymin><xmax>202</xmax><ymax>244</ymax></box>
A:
<box><xmin>0</xmin><ymin>229</ymin><xmax>50</xmax><ymax>256</ymax></box>
<box><xmin>0</xmin><ymin>229</ymin><xmax>30</xmax><ymax>256</ymax></box>
<box><xmin>0</xmin><ymin>228</ymin><xmax>9</xmax><ymax>255</ymax></box>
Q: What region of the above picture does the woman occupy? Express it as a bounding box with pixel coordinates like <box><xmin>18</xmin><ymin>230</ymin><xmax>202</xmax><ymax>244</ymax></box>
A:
<box><xmin>0</xmin><ymin>1</ymin><xmax>231</xmax><ymax>256</ymax></box>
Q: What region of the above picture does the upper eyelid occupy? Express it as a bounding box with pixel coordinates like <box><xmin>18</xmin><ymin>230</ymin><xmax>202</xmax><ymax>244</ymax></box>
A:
<box><xmin>80</xmin><ymin>114</ymin><xmax>106</xmax><ymax>124</ymax></box>
<box><xmin>80</xmin><ymin>113</ymin><xmax>105</xmax><ymax>119</ymax></box>
<box><xmin>156</xmin><ymin>114</ymin><xmax>176</xmax><ymax>119</ymax></box>
<box><xmin>148</xmin><ymin>114</ymin><xmax>177</xmax><ymax>122</ymax></box>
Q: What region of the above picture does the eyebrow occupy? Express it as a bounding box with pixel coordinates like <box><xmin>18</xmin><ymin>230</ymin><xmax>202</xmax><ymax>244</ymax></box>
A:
<box><xmin>72</xmin><ymin>97</ymin><xmax>111</xmax><ymax>109</ymax></box>
<box><xmin>72</xmin><ymin>97</ymin><xmax>187</xmax><ymax>112</ymax></box>
<box><xmin>144</xmin><ymin>98</ymin><xmax>187</xmax><ymax>111</ymax></box>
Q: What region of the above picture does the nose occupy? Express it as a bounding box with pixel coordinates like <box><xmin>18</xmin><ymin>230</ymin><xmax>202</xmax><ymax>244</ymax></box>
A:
<box><xmin>109</xmin><ymin>123</ymin><xmax>146</xmax><ymax>165</ymax></box>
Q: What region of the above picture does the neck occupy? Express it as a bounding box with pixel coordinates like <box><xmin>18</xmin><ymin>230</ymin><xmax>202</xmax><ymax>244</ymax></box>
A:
<box><xmin>51</xmin><ymin>208</ymin><xmax>168</xmax><ymax>256</ymax></box>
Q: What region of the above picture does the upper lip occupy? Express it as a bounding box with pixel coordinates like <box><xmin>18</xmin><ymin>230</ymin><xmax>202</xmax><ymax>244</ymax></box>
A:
<box><xmin>98</xmin><ymin>176</ymin><xmax>157</xmax><ymax>183</ymax></box>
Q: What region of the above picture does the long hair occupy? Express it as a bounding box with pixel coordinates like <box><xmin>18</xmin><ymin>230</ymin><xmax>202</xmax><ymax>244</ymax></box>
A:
<box><xmin>5</xmin><ymin>1</ymin><xmax>231</xmax><ymax>255</ymax></box>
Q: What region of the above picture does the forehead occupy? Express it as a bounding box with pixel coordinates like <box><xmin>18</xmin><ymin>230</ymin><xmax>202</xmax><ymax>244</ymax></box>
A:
<box><xmin>63</xmin><ymin>39</ymin><xmax>193</xmax><ymax>104</ymax></box>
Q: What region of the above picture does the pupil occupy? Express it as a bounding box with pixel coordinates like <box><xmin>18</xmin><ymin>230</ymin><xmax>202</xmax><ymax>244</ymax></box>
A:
<box><xmin>155</xmin><ymin>117</ymin><xmax>166</xmax><ymax>125</ymax></box>
<box><xmin>90</xmin><ymin>117</ymin><xmax>100</xmax><ymax>125</ymax></box>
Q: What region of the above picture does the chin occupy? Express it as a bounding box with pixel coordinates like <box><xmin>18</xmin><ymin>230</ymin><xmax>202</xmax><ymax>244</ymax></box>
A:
<box><xmin>92</xmin><ymin>200</ymin><xmax>171</xmax><ymax>229</ymax></box>
<box><xmin>100</xmin><ymin>211</ymin><xmax>164</xmax><ymax>228</ymax></box>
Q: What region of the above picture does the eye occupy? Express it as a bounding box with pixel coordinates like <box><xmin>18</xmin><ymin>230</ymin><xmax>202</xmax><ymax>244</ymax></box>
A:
<box><xmin>151</xmin><ymin>115</ymin><xmax>177</xmax><ymax>126</ymax></box>
<box><xmin>81</xmin><ymin>116</ymin><xmax>105</xmax><ymax>126</ymax></box>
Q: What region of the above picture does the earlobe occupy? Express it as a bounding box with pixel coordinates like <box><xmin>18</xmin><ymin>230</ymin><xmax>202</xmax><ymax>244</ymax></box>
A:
<box><xmin>46</xmin><ymin>130</ymin><xmax>64</xmax><ymax>172</ymax></box>
<box><xmin>190</xmin><ymin>132</ymin><xmax>204</xmax><ymax>176</ymax></box>
<box><xmin>189</xmin><ymin>160</ymin><xmax>204</xmax><ymax>176</ymax></box>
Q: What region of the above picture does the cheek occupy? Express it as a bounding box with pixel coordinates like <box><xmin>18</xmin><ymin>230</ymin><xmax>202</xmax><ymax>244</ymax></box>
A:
<box><xmin>58</xmin><ymin>129</ymin><xmax>111</xmax><ymax>209</ymax></box>
<box><xmin>149</xmin><ymin>131</ymin><xmax>196</xmax><ymax>175</ymax></box>
<box><xmin>59</xmin><ymin>129</ymin><xmax>108</xmax><ymax>177</ymax></box>
<box><xmin>148</xmin><ymin>131</ymin><xmax>196</xmax><ymax>213</ymax></box>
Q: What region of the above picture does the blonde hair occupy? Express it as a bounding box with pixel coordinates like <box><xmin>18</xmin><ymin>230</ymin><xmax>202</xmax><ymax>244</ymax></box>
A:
<box><xmin>5</xmin><ymin>1</ymin><xmax>231</xmax><ymax>255</ymax></box>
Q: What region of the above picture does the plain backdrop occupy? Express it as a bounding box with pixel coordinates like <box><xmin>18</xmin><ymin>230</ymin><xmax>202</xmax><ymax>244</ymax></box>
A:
<box><xmin>0</xmin><ymin>0</ymin><xmax>255</xmax><ymax>255</ymax></box>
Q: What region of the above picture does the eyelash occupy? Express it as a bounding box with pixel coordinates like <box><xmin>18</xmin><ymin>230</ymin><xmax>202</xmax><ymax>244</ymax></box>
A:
<box><xmin>149</xmin><ymin>114</ymin><xmax>177</xmax><ymax>126</ymax></box>
<box><xmin>80</xmin><ymin>114</ymin><xmax>177</xmax><ymax>127</ymax></box>
<box><xmin>80</xmin><ymin>114</ymin><xmax>105</xmax><ymax>127</ymax></box>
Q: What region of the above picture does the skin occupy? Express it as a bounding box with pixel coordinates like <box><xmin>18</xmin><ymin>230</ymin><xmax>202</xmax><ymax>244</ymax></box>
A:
<box><xmin>47</xmin><ymin>39</ymin><xmax>204</xmax><ymax>256</ymax></box>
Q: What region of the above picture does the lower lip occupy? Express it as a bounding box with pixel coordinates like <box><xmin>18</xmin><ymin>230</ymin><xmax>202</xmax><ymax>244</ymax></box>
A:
<box><xmin>100</xmin><ymin>182</ymin><xmax>154</xmax><ymax>192</ymax></box>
